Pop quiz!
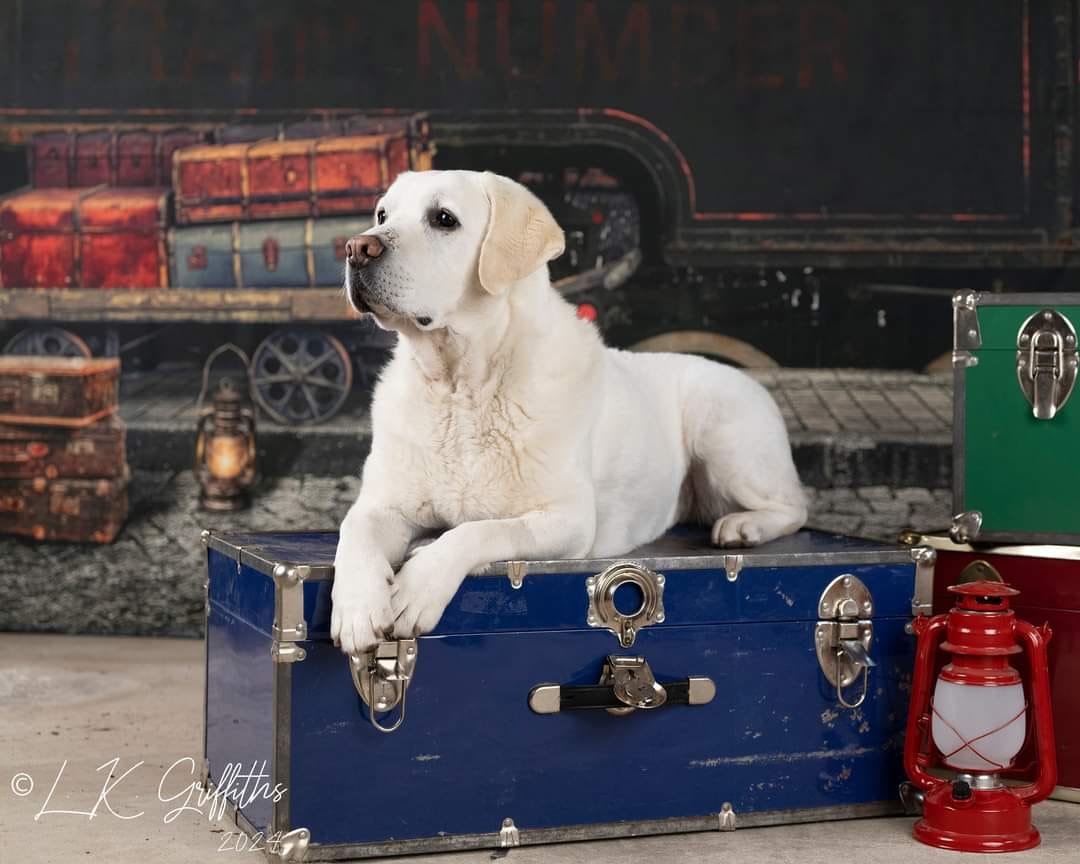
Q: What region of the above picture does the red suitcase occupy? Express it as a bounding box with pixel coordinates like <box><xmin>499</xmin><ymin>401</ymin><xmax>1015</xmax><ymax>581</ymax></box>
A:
<box><xmin>113</xmin><ymin>131</ymin><xmax>155</xmax><ymax>186</ymax></box>
<box><xmin>173</xmin><ymin>127</ymin><xmax>431</xmax><ymax>224</ymax></box>
<box><xmin>905</xmin><ymin>532</ymin><xmax>1080</xmax><ymax>799</ymax></box>
<box><xmin>0</xmin><ymin>186</ymin><xmax>169</xmax><ymax>288</ymax></box>
<box><xmin>28</xmin><ymin>131</ymin><xmax>76</xmax><ymax>188</ymax></box>
<box><xmin>28</xmin><ymin>128</ymin><xmax>206</xmax><ymax>188</ymax></box>
<box><xmin>74</xmin><ymin>130</ymin><xmax>115</xmax><ymax>186</ymax></box>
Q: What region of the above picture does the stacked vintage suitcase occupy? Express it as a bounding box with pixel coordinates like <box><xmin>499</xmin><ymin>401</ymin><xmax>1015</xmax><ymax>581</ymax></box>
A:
<box><xmin>169</xmin><ymin>115</ymin><xmax>430</xmax><ymax>289</ymax></box>
<box><xmin>0</xmin><ymin>129</ymin><xmax>194</xmax><ymax>289</ymax></box>
<box><xmin>0</xmin><ymin>116</ymin><xmax>431</xmax><ymax>290</ymax></box>
<box><xmin>0</xmin><ymin>356</ymin><xmax>127</xmax><ymax>542</ymax></box>
<box><xmin>901</xmin><ymin>291</ymin><xmax>1080</xmax><ymax>801</ymax></box>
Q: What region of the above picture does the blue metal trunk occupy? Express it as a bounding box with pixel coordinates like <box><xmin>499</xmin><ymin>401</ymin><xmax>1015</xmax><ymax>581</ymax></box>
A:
<box><xmin>203</xmin><ymin>528</ymin><xmax>931</xmax><ymax>860</ymax></box>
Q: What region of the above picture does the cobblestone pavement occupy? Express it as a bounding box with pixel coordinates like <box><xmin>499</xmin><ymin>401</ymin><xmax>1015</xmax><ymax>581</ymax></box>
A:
<box><xmin>753</xmin><ymin>369</ymin><xmax>951</xmax><ymax>439</ymax></box>
<box><xmin>0</xmin><ymin>470</ymin><xmax>951</xmax><ymax>638</ymax></box>
<box><xmin>118</xmin><ymin>367</ymin><xmax>953</xmax><ymax>479</ymax></box>
<box><xmin>122</xmin><ymin>366</ymin><xmax>954</xmax><ymax>441</ymax></box>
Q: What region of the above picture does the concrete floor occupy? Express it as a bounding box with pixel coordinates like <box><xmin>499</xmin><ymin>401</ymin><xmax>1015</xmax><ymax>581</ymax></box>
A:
<box><xmin>0</xmin><ymin>634</ymin><xmax>1075</xmax><ymax>864</ymax></box>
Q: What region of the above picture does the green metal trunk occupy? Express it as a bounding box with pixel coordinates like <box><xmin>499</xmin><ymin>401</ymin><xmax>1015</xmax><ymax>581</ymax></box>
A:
<box><xmin>952</xmin><ymin>292</ymin><xmax>1080</xmax><ymax>544</ymax></box>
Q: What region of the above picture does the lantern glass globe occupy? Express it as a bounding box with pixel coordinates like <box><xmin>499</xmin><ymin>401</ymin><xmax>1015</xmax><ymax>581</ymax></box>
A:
<box><xmin>931</xmin><ymin>679</ymin><xmax>1026</xmax><ymax>772</ymax></box>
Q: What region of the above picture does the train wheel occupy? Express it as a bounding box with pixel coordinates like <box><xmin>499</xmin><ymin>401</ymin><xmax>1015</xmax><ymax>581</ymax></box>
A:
<box><xmin>3</xmin><ymin>327</ymin><xmax>92</xmax><ymax>358</ymax></box>
<box><xmin>630</xmin><ymin>330</ymin><xmax>779</xmax><ymax>368</ymax></box>
<box><xmin>249</xmin><ymin>328</ymin><xmax>353</xmax><ymax>425</ymax></box>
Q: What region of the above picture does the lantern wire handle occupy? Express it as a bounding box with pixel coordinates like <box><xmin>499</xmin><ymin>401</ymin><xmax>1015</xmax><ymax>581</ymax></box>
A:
<box><xmin>196</xmin><ymin>343</ymin><xmax>255</xmax><ymax>414</ymax></box>
<box><xmin>835</xmin><ymin>651</ymin><xmax>869</xmax><ymax>709</ymax></box>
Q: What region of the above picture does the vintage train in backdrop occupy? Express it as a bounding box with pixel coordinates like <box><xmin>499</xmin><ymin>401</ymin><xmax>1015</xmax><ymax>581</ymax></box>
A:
<box><xmin>0</xmin><ymin>0</ymin><xmax>1077</xmax><ymax>423</ymax></box>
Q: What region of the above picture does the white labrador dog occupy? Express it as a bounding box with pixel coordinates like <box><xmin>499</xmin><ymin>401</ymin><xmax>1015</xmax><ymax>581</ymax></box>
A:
<box><xmin>332</xmin><ymin>170</ymin><xmax>806</xmax><ymax>654</ymax></box>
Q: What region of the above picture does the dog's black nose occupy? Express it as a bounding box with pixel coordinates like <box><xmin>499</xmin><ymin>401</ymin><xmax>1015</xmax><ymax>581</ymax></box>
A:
<box><xmin>345</xmin><ymin>235</ymin><xmax>384</xmax><ymax>266</ymax></box>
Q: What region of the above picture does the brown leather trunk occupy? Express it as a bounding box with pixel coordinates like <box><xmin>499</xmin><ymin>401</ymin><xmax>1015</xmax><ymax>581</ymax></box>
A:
<box><xmin>0</xmin><ymin>358</ymin><xmax>119</xmax><ymax>427</ymax></box>
<box><xmin>0</xmin><ymin>416</ymin><xmax>126</xmax><ymax>479</ymax></box>
<box><xmin>173</xmin><ymin>123</ymin><xmax>432</xmax><ymax>224</ymax></box>
<box><xmin>0</xmin><ymin>469</ymin><xmax>129</xmax><ymax>543</ymax></box>
<box><xmin>0</xmin><ymin>186</ymin><xmax>170</xmax><ymax>289</ymax></box>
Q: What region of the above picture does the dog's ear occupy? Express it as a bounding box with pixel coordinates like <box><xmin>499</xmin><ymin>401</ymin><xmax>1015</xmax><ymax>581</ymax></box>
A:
<box><xmin>477</xmin><ymin>172</ymin><xmax>565</xmax><ymax>295</ymax></box>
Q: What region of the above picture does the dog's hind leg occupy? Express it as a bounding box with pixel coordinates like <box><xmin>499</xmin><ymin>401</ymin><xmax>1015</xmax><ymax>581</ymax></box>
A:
<box><xmin>710</xmin><ymin>505</ymin><xmax>806</xmax><ymax>547</ymax></box>
<box><xmin>680</xmin><ymin>365</ymin><xmax>808</xmax><ymax>548</ymax></box>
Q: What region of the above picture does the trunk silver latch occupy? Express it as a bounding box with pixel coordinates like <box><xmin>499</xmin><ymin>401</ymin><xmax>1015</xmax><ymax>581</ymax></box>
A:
<box><xmin>815</xmin><ymin>574</ymin><xmax>875</xmax><ymax>709</ymax></box>
<box><xmin>349</xmin><ymin>639</ymin><xmax>417</xmax><ymax>734</ymax></box>
<box><xmin>1017</xmin><ymin>308</ymin><xmax>1077</xmax><ymax>420</ymax></box>
<box><xmin>586</xmin><ymin>562</ymin><xmax>665</xmax><ymax>647</ymax></box>
<box><xmin>599</xmin><ymin>655</ymin><xmax>667</xmax><ymax>714</ymax></box>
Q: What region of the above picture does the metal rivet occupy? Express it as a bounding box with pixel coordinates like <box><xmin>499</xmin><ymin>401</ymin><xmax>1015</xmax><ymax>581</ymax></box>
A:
<box><xmin>657</xmin><ymin>575</ymin><xmax>665</xmax><ymax>586</ymax></box>
<box><xmin>863</xmin><ymin>601</ymin><xmax>872</xmax><ymax>613</ymax></box>
<box><xmin>842</xmin><ymin>576</ymin><xmax>851</xmax><ymax>587</ymax></box>
<box><xmin>1044</xmin><ymin>310</ymin><xmax>1053</xmax><ymax>321</ymax></box>
<box><xmin>967</xmin><ymin>329</ymin><xmax>977</xmax><ymax>341</ymax></box>
<box><xmin>657</xmin><ymin>613</ymin><xmax>665</xmax><ymax>623</ymax></box>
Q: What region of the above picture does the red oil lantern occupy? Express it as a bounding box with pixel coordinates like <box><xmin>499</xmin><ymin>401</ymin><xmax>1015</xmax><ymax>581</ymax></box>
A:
<box><xmin>903</xmin><ymin>580</ymin><xmax>1057</xmax><ymax>852</ymax></box>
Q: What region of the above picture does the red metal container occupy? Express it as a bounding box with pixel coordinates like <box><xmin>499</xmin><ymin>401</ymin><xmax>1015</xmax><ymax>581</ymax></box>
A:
<box><xmin>905</xmin><ymin>532</ymin><xmax>1080</xmax><ymax>798</ymax></box>
<box><xmin>173</xmin><ymin>129</ymin><xmax>430</xmax><ymax>224</ymax></box>
<box><xmin>0</xmin><ymin>186</ymin><xmax>169</xmax><ymax>289</ymax></box>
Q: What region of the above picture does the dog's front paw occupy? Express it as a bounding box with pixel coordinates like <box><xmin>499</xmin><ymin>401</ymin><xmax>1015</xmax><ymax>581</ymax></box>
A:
<box><xmin>390</xmin><ymin>545</ymin><xmax>464</xmax><ymax>637</ymax></box>
<box><xmin>331</xmin><ymin>563</ymin><xmax>395</xmax><ymax>656</ymax></box>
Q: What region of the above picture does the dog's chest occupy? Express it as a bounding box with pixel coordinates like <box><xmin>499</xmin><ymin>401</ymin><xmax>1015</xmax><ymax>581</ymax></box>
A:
<box><xmin>414</xmin><ymin>391</ymin><xmax>535</xmax><ymax>523</ymax></box>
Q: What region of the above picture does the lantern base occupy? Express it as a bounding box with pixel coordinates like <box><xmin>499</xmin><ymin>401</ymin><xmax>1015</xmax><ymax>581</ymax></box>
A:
<box><xmin>199</xmin><ymin>491</ymin><xmax>251</xmax><ymax>512</ymax></box>
<box><xmin>913</xmin><ymin>785</ymin><xmax>1040</xmax><ymax>853</ymax></box>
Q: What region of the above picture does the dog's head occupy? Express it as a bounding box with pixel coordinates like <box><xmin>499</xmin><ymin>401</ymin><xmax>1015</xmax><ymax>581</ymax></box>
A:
<box><xmin>343</xmin><ymin>171</ymin><xmax>565</xmax><ymax>331</ymax></box>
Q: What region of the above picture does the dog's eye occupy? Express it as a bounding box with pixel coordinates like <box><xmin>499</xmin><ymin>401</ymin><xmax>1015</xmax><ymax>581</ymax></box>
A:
<box><xmin>431</xmin><ymin>209</ymin><xmax>458</xmax><ymax>230</ymax></box>
<box><xmin>376</xmin><ymin>209</ymin><xmax>387</xmax><ymax>225</ymax></box>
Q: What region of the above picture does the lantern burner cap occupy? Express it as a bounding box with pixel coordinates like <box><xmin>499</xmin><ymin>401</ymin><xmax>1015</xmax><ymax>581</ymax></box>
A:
<box><xmin>948</xmin><ymin>580</ymin><xmax>1019</xmax><ymax>612</ymax></box>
